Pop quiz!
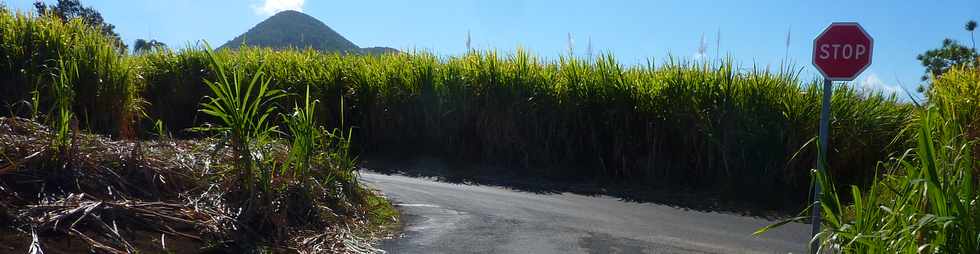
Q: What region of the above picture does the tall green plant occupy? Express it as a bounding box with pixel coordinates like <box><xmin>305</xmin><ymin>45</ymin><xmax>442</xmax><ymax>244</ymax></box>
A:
<box><xmin>809</xmin><ymin>107</ymin><xmax>977</xmax><ymax>253</ymax></box>
<box><xmin>283</xmin><ymin>84</ymin><xmax>319</xmax><ymax>181</ymax></box>
<box><xmin>195</xmin><ymin>41</ymin><xmax>285</xmax><ymax>194</ymax></box>
<box><xmin>0</xmin><ymin>9</ymin><xmax>140</xmax><ymax>137</ymax></box>
<box><xmin>51</xmin><ymin>57</ymin><xmax>76</xmax><ymax>150</ymax></box>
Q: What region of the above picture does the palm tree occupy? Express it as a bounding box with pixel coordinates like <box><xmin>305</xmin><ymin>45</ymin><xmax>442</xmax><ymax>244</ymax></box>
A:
<box><xmin>133</xmin><ymin>39</ymin><xmax>167</xmax><ymax>54</ymax></box>
<box><xmin>133</xmin><ymin>39</ymin><xmax>148</xmax><ymax>54</ymax></box>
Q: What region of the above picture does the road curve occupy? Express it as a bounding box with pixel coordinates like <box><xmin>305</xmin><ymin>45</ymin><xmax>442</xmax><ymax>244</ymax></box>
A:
<box><xmin>362</xmin><ymin>172</ymin><xmax>809</xmax><ymax>254</ymax></box>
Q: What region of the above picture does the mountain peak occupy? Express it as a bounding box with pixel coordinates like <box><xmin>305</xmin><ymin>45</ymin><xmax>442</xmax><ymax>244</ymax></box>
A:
<box><xmin>274</xmin><ymin>9</ymin><xmax>304</xmax><ymax>15</ymax></box>
<box><xmin>221</xmin><ymin>10</ymin><xmax>393</xmax><ymax>54</ymax></box>
<box><xmin>269</xmin><ymin>10</ymin><xmax>309</xmax><ymax>19</ymax></box>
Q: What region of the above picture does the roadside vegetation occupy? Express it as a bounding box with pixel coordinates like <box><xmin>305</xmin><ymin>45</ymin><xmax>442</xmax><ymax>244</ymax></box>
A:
<box><xmin>756</xmin><ymin>64</ymin><xmax>979</xmax><ymax>253</ymax></box>
<box><xmin>786</xmin><ymin>65</ymin><xmax>979</xmax><ymax>253</ymax></box>
<box><xmin>0</xmin><ymin>6</ymin><xmax>913</xmax><ymax>214</ymax></box>
<box><xmin>0</xmin><ymin>8</ymin><xmax>394</xmax><ymax>253</ymax></box>
<box><xmin>753</xmin><ymin>20</ymin><xmax>979</xmax><ymax>252</ymax></box>
<box><xmin>133</xmin><ymin>49</ymin><xmax>911</xmax><ymax>210</ymax></box>
<box><xmin>4</xmin><ymin>3</ymin><xmax>976</xmax><ymax>252</ymax></box>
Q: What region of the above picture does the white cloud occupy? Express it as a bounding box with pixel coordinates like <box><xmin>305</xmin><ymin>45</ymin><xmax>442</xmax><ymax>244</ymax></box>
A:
<box><xmin>252</xmin><ymin>0</ymin><xmax>305</xmax><ymax>16</ymax></box>
<box><xmin>858</xmin><ymin>73</ymin><xmax>901</xmax><ymax>95</ymax></box>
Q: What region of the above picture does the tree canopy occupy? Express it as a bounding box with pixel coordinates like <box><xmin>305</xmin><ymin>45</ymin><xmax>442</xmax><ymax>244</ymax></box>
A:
<box><xmin>133</xmin><ymin>39</ymin><xmax>167</xmax><ymax>54</ymax></box>
<box><xmin>916</xmin><ymin>20</ymin><xmax>978</xmax><ymax>92</ymax></box>
<box><xmin>917</xmin><ymin>38</ymin><xmax>977</xmax><ymax>81</ymax></box>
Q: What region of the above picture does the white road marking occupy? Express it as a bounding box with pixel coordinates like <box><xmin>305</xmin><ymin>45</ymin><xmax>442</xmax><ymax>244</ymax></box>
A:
<box><xmin>396</xmin><ymin>203</ymin><xmax>441</xmax><ymax>208</ymax></box>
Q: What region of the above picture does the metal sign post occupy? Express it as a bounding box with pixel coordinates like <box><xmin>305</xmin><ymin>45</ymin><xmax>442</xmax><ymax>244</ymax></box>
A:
<box><xmin>809</xmin><ymin>22</ymin><xmax>873</xmax><ymax>254</ymax></box>
<box><xmin>811</xmin><ymin>78</ymin><xmax>832</xmax><ymax>253</ymax></box>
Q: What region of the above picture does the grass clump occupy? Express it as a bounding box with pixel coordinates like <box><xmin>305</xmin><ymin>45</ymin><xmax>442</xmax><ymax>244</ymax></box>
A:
<box><xmin>283</xmin><ymin>84</ymin><xmax>319</xmax><ymax>180</ymax></box>
<box><xmin>195</xmin><ymin>41</ymin><xmax>284</xmax><ymax>197</ymax></box>
<box><xmin>49</xmin><ymin>58</ymin><xmax>77</xmax><ymax>151</ymax></box>
<box><xmin>189</xmin><ymin>42</ymin><xmax>382</xmax><ymax>248</ymax></box>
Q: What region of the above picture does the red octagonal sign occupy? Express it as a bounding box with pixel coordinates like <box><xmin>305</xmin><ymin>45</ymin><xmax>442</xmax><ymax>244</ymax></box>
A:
<box><xmin>812</xmin><ymin>22</ymin><xmax>873</xmax><ymax>81</ymax></box>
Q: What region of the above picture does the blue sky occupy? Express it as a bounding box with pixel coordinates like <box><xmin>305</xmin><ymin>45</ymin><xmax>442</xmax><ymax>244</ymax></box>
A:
<box><xmin>5</xmin><ymin>0</ymin><xmax>979</xmax><ymax>97</ymax></box>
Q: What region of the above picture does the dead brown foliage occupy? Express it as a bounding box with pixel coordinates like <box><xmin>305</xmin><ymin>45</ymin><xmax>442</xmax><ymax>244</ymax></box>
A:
<box><xmin>0</xmin><ymin>117</ymin><xmax>384</xmax><ymax>253</ymax></box>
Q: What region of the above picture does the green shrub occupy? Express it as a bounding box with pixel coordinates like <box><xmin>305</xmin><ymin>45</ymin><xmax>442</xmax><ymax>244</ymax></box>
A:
<box><xmin>194</xmin><ymin>42</ymin><xmax>285</xmax><ymax>195</ymax></box>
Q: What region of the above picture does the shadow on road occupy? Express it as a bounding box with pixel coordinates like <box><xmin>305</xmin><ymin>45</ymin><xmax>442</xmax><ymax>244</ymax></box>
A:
<box><xmin>360</xmin><ymin>155</ymin><xmax>803</xmax><ymax>220</ymax></box>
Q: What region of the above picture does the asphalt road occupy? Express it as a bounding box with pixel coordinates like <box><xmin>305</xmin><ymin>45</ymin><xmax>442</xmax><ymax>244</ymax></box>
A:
<box><xmin>361</xmin><ymin>172</ymin><xmax>810</xmax><ymax>254</ymax></box>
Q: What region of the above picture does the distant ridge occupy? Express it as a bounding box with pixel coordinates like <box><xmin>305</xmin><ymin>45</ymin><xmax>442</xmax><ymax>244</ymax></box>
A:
<box><xmin>220</xmin><ymin>10</ymin><xmax>397</xmax><ymax>54</ymax></box>
<box><xmin>359</xmin><ymin>46</ymin><xmax>399</xmax><ymax>55</ymax></box>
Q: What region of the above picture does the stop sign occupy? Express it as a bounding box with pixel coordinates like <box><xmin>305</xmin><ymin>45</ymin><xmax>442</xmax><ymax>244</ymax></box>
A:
<box><xmin>812</xmin><ymin>22</ymin><xmax>873</xmax><ymax>81</ymax></box>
